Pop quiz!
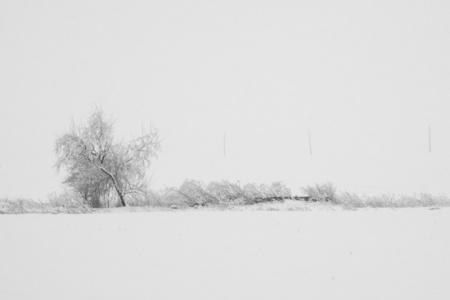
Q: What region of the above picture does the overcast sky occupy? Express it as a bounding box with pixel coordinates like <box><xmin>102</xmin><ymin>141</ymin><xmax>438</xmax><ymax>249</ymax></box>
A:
<box><xmin>1</xmin><ymin>0</ymin><xmax>450</xmax><ymax>200</ymax></box>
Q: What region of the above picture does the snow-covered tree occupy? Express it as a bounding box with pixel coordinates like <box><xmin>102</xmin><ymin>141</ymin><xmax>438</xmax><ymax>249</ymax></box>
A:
<box><xmin>55</xmin><ymin>107</ymin><xmax>161</xmax><ymax>207</ymax></box>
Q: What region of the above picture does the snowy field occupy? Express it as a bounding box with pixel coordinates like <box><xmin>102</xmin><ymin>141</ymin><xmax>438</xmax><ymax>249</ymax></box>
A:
<box><xmin>1</xmin><ymin>208</ymin><xmax>449</xmax><ymax>300</ymax></box>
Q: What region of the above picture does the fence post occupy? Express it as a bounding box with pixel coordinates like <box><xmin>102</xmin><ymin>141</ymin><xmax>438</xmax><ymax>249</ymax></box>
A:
<box><xmin>428</xmin><ymin>126</ymin><xmax>431</xmax><ymax>153</ymax></box>
<box><xmin>224</xmin><ymin>134</ymin><xmax>226</xmax><ymax>156</ymax></box>
<box><xmin>308</xmin><ymin>129</ymin><xmax>312</xmax><ymax>155</ymax></box>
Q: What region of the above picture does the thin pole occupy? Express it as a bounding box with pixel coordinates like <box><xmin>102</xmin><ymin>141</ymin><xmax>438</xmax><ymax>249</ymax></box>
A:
<box><xmin>428</xmin><ymin>126</ymin><xmax>431</xmax><ymax>153</ymax></box>
<box><xmin>308</xmin><ymin>129</ymin><xmax>312</xmax><ymax>155</ymax></box>
<box><xmin>224</xmin><ymin>134</ymin><xmax>226</xmax><ymax>156</ymax></box>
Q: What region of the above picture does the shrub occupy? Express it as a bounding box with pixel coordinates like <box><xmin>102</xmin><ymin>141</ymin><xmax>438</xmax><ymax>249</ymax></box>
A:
<box><xmin>302</xmin><ymin>182</ymin><xmax>337</xmax><ymax>203</ymax></box>
<box><xmin>206</xmin><ymin>181</ymin><xmax>246</xmax><ymax>205</ymax></box>
<box><xmin>132</xmin><ymin>180</ymin><xmax>295</xmax><ymax>208</ymax></box>
<box><xmin>267</xmin><ymin>182</ymin><xmax>292</xmax><ymax>198</ymax></box>
<box><xmin>177</xmin><ymin>180</ymin><xmax>218</xmax><ymax>207</ymax></box>
<box><xmin>48</xmin><ymin>190</ymin><xmax>92</xmax><ymax>213</ymax></box>
<box><xmin>150</xmin><ymin>188</ymin><xmax>190</xmax><ymax>208</ymax></box>
<box><xmin>241</xmin><ymin>182</ymin><xmax>291</xmax><ymax>202</ymax></box>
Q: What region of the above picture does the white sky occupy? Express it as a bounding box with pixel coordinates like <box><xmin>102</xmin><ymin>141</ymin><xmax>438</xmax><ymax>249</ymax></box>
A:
<box><xmin>1</xmin><ymin>0</ymin><xmax>450</xmax><ymax>200</ymax></box>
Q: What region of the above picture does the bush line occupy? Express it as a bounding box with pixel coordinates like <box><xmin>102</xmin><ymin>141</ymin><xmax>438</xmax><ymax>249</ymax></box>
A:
<box><xmin>1</xmin><ymin>181</ymin><xmax>449</xmax><ymax>213</ymax></box>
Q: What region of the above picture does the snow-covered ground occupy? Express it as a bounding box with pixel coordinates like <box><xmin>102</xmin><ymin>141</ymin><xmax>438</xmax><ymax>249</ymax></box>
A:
<box><xmin>1</xmin><ymin>208</ymin><xmax>449</xmax><ymax>300</ymax></box>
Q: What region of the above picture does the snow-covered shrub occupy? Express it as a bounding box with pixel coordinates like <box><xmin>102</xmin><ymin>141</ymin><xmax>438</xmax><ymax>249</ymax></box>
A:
<box><xmin>177</xmin><ymin>180</ymin><xmax>218</xmax><ymax>207</ymax></box>
<box><xmin>267</xmin><ymin>182</ymin><xmax>292</xmax><ymax>198</ymax></box>
<box><xmin>302</xmin><ymin>182</ymin><xmax>337</xmax><ymax>203</ymax></box>
<box><xmin>242</xmin><ymin>182</ymin><xmax>291</xmax><ymax>203</ymax></box>
<box><xmin>48</xmin><ymin>190</ymin><xmax>92</xmax><ymax>213</ymax></box>
<box><xmin>206</xmin><ymin>181</ymin><xmax>246</xmax><ymax>205</ymax></box>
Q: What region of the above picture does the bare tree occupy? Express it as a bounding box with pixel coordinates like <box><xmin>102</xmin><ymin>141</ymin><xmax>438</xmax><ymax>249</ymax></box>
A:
<box><xmin>55</xmin><ymin>107</ymin><xmax>161</xmax><ymax>207</ymax></box>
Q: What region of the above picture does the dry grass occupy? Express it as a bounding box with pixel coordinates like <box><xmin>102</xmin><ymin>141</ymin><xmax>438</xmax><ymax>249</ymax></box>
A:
<box><xmin>336</xmin><ymin>192</ymin><xmax>450</xmax><ymax>209</ymax></box>
<box><xmin>0</xmin><ymin>197</ymin><xmax>92</xmax><ymax>214</ymax></box>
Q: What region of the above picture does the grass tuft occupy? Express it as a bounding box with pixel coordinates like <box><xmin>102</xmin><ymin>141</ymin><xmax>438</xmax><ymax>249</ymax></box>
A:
<box><xmin>336</xmin><ymin>192</ymin><xmax>450</xmax><ymax>209</ymax></box>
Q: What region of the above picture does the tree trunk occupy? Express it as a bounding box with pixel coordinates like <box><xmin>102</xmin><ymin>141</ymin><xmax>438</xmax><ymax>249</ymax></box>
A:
<box><xmin>112</xmin><ymin>182</ymin><xmax>126</xmax><ymax>207</ymax></box>
<box><xmin>97</xmin><ymin>166</ymin><xmax>127</xmax><ymax>207</ymax></box>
